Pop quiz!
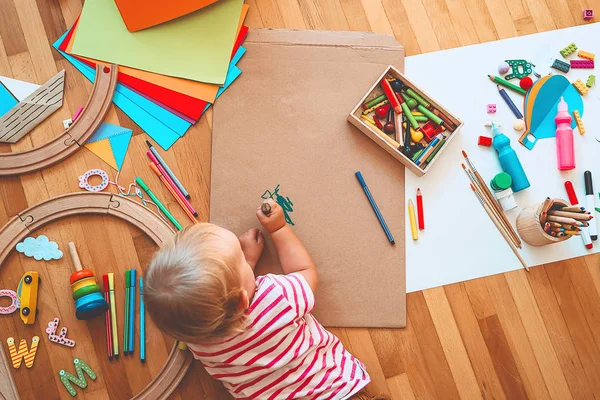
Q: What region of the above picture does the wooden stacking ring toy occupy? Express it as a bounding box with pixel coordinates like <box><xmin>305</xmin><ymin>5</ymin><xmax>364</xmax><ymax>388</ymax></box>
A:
<box><xmin>0</xmin><ymin>192</ymin><xmax>193</xmax><ymax>400</ymax></box>
<box><xmin>67</xmin><ymin>242</ymin><xmax>109</xmax><ymax>320</ymax></box>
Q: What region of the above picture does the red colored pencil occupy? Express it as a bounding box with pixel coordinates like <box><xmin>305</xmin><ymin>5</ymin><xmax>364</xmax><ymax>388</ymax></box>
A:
<box><xmin>103</xmin><ymin>274</ymin><xmax>113</xmax><ymax>360</ymax></box>
<box><xmin>416</xmin><ymin>188</ymin><xmax>425</xmax><ymax>230</ymax></box>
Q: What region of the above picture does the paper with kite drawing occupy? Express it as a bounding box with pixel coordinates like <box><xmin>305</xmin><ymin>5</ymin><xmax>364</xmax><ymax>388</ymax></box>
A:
<box><xmin>211</xmin><ymin>29</ymin><xmax>407</xmax><ymax>328</ymax></box>
<box><xmin>0</xmin><ymin>70</ymin><xmax>65</xmax><ymax>143</ymax></box>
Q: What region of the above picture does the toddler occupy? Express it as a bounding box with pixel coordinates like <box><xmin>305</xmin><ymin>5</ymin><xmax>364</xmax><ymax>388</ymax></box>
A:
<box><xmin>145</xmin><ymin>199</ymin><xmax>373</xmax><ymax>399</ymax></box>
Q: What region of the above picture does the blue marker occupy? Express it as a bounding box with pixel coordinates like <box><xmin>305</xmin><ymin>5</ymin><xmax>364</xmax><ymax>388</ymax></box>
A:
<box><xmin>355</xmin><ymin>171</ymin><xmax>395</xmax><ymax>244</ymax></box>
<box><xmin>139</xmin><ymin>277</ymin><xmax>145</xmax><ymax>362</ymax></box>
<box><xmin>492</xmin><ymin>123</ymin><xmax>530</xmax><ymax>192</ymax></box>
<box><xmin>128</xmin><ymin>269</ymin><xmax>136</xmax><ymax>354</ymax></box>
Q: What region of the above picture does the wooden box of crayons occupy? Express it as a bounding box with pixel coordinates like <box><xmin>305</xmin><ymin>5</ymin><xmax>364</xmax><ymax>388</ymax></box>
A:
<box><xmin>348</xmin><ymin>65</ymin><xmax>463</xmax><ymax>177</ymax></box>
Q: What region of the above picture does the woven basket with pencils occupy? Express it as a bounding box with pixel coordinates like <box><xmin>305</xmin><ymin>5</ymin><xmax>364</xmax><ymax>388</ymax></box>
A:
<box><xmin>516</xmin><ymin>198</ymin><xmax>573</xmax><ymax>246</ymax></box>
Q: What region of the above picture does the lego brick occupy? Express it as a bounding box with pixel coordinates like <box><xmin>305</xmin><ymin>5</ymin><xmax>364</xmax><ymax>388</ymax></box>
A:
<box><xmin>573</xmin><ymin>79</ymin><xmax>589</xmax><ymax>95</ymax></box>
<box><xmin>573</xmin><ymin>110</ymin><xmax>585</xmax><ymax>135</ymax></box>
<box><xmin>586</xmin><ymin>74</ymin><xmax>595</xmax><ymax>88</ymax></box>
<box><xmin>584</xmin><ymin>9</ymin><xmax>594</xmax><ymax>19</ymax></box>
<box><xmin>560</xmin><ymin>42</ymin><xmax>578</xmax><ymax>58</ymax></box>
<box><xmin>551</xmin><ymin>59</ymin><xmax>571</xmax><ymax>73</ymax></box>
<box><xmin>578</xmin><ymin>50</ymin><xmax>595</xmax><ymax>60</ymax></box>
<box><xmin>478</xmin><ymin>136</ymin><xmax>492</xmax><ymax>147</ymax></box>
<box><xmin>570</xmin><ymin>59</ymin><xmax>594</xmax><ymax>68</ymax></box>
<box><xmin>486</xmin><ymin>104</ymin><xmax>496</xmax><ymax>113</ymax></box>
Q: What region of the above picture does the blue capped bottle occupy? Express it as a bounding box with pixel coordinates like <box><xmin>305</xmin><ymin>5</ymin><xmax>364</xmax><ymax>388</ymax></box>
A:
<box><xmin>491</xmin><ymin>123</ymin><xmax>530</xmax><ymax>192</ymax></box>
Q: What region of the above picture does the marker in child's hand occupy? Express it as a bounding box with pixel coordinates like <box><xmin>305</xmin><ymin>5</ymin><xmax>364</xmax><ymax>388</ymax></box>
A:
<box><xmin>261</xmin><ymin>203</ymin><xmax>272</xmax><ymax>216</ymax></box>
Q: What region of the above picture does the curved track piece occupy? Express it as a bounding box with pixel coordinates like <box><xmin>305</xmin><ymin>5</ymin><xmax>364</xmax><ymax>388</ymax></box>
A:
<box><xmin>0</xmin><ymin>65</ymin><xmax>118</xmax><ymax>176</ymax></box>
<box><xmin>0</xmin><ymin>193</ymin><xmax>194</xmax><ymax>400</ymax></box>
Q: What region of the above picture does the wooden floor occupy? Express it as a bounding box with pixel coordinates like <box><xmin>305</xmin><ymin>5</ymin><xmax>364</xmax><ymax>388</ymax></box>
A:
<box><xmin>0</xmin><ymin>0</ymin><xmax>599</xmax><ymax>398</ymax></box>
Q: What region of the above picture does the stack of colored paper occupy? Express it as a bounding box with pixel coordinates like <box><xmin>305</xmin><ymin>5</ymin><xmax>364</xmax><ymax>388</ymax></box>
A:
<box><xmin>52</xmin><ymin>0</ymin><xmax>248</xmax><ymax>150</ymax></box>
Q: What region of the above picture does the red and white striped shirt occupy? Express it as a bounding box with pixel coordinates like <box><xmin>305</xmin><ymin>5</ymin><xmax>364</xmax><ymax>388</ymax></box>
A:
<box><xmin>188</xmin><ymin>273</ymin><xmax>370</xmax><ymax>399</ymax></box>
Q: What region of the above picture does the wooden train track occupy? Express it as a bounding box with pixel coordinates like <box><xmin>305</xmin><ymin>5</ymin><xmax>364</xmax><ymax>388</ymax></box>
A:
<box><xmin>0</xmin><ymin>192</ymin><xmax>194</xmax><ymax>400</ymax></box>
<box><xmin>0</xmin><ymin>65</ymin><xmax>117</xmax><ymax>176</ymax></box>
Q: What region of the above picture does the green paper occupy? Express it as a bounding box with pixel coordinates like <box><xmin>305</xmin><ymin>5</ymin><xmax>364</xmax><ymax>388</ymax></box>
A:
<box><xmin>71</xmin><ymin>0</ymin><xmax>243</xmax><ymax>85</ymax></box>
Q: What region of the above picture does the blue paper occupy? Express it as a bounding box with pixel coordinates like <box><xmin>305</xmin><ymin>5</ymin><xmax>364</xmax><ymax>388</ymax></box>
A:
<box><xmin>0</xmin><ymin>83</ymin><xmax>17</xmax><ymax>118</ymax></box>
<box><xmin>87</xmin><ymin>122</ymin><xmax>133</xmax><ymax>170</ymax></box>
<box><xmin>53</xmin><ymin>31</ymin><xmax>188</xmax><ymax>150</ymax></box>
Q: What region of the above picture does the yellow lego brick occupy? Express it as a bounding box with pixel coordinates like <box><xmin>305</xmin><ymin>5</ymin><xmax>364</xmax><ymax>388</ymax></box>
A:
<box><xmin>573</xmin><ymin>79</ymin><xmax>589</xmax><ymax>95</ymax></box>
<box><xmin>573</xmin><ymin>110</ymin><xmax>585</xmax><ymax>135</ymax></box>
<box><xmin>578</xmin><ymin>50</ymin><xmax>595</xmax><ymax>60</ymax></box>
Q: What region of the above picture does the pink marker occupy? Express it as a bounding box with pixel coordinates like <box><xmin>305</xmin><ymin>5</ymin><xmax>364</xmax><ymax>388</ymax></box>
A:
<box><xmin>555</xmin><ymin>97</ymin><xmax>575</xmax><ymax>170</ymax></box>
<box><xmin>72</xmin><ymin>106</ymin><xmax>84</xmax><ymax>122</ymax></box>
<box><xmin>146</xmin><ymin>151</ymin><xmax>197</xmax><ymax>217</ymax></box>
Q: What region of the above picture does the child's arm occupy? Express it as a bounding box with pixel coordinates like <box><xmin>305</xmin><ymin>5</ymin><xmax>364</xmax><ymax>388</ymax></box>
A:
<box><xmin>256</xmin><ymin>199</ymin><xmax>318</xmax><ymax>292</ymax></box>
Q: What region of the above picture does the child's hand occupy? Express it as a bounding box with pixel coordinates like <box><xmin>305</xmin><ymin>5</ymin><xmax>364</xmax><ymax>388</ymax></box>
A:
<box><xmin>239</xmin><ymin>228</ymin><xmax>264</xmax><ymax>270</ymax></box>
<box><xmin>256</xmin><ymin>199</ymin><xmax>286</xmax><ymax>234</ymax></box>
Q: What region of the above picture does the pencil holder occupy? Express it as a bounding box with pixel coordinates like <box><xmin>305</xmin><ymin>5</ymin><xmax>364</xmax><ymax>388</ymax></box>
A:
<box><xmin>516</xmin><ymin>198</ymin><xmax>572</xmax><ymax>246</ymax></box>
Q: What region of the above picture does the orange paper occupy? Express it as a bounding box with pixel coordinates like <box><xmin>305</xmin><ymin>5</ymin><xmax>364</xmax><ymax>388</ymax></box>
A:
<box><xmin>115</xmin><ymin>0</ymin><xmax>219</xmax><ymax>32</ymax></box>
<box><xmin>65</xmin><ymin>4</ymin><xmax>249</xmax><ymax>103</ymax></box>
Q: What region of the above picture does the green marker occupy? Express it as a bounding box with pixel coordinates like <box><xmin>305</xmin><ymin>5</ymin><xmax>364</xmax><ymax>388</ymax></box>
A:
<box><xmin>400</xmin><ymin>102</ymin><xmax>419</xmax><ymax>130</ymax></box>
<box><xmin>136</xmin><ymin>177</ymin><xmax>183</xmax><ymax>230</ymax></box>
<box><xmin>406</xmin><ymin>88</ymin><xmax>431</xmax><ymax>108</ymax></box>
<box><xmin>488</xmin><ymin>75</ymin><xmax>526</xmax><ymax>95</ymax></box>
<box><xmin>417</xmin><ymin>105</ymin><xmax>443</xmax><ymax>125</ymax></box>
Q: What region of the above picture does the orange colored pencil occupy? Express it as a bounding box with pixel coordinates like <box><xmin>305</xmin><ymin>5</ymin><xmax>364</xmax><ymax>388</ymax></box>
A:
<box><xmin>149</xmin><ymin>163</ymin><xmax>198</xmax><ymax>224</ymax></box>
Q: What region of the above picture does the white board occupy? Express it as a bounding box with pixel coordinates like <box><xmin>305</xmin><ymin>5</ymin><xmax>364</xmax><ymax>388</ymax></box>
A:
<box><xmin>404</xmin><ymin>23</ymin><xmax>600</xmax><ymax>293</ymax></box>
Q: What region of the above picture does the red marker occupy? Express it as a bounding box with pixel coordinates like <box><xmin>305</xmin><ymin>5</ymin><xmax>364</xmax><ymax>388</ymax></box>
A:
<box><xmin>564</xmin><ymin>181</ymin><xmax>579</xmax><ymax>205</ymax></box>
<box><xmin>416</xmin><ymin>188</ymin><xmax>424</xmax><ymax>230</ymax></box>
<box><xmin>380</xmin><ymin>79</ymin><xmax>402</xmax><ymax>114</ymax></box>
<box><xmin>103</xmin><ymin>274</ymin><xmax>113</xmax><ymax>360</ymax></box>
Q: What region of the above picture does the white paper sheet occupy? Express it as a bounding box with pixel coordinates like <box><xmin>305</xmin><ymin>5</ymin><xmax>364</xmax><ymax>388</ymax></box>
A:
<box><xmin>404</xmin><ymin>23</ymin><xmax>600</xmax><ymax>293</ymax></box>
<box><xmin>0</xmin><ymin>76</ymin><xmax>39</xmax><ymax>101</ymax></box>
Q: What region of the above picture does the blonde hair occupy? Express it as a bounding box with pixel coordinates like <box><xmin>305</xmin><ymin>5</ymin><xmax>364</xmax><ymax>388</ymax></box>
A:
<box><xmin>145</xmin><ymin>223</ymin><xmax>247</xmax><ymax>343</ymax></box>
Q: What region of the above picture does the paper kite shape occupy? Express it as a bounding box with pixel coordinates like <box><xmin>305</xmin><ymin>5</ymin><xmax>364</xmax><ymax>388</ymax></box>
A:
<box><xmin>16</xmin><ymin>235</ymin><xmax>63</xmax><ymax>261</ymax></box>
<box><xmin>84</xmin><ymin>122</ymin><xmax>133</xmax><ymax>171</ymax></box>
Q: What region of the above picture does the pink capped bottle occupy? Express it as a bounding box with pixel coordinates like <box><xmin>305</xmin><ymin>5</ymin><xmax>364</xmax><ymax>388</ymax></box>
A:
<box><xmin>555</xmin><ymin>97</ymin><xmax>575</xmax><ymax>170</ymax></box>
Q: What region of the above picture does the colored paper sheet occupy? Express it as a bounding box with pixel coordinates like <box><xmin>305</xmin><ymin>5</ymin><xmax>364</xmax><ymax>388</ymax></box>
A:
<box><xmin>71</xmin><ymin>0</ymin><xmax>244</xmax><ymax>84</ymax></box>
<box><xmin>64</xmin><ymin>6</ymin><xmax>248</xmax><ymax>103</ymax></box>
<box><xmin>114</xmin><ymin>0</ymin><xmax>219</xmax><ymax>32</ymax></box>
<box><xmin>203</xmin><ymin>64</ymin><xmax>242</xmax><ymax>113</ymax></box>
<box><xmin>59</xmin><ymin>24</ymin><xmax>248</xmax><ymax>122</ymax></box>
<box><xmin>53</xmin><ymin>33</ymin><xmax>188</xmax><ymax>150</ymax></box>
<box><xmin>0</xmin><ymin>83</ymin><xmax>18</xmax><ymax>118</ymax></box>
<box><xmin>85</xmin><ymin>122</ymin><xmax>133</xmax><ymax>170</ymax></box>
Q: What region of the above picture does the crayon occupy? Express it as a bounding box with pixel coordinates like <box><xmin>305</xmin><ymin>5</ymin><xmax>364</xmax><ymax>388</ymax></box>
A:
<box><xmin>381</xmin><ymin>80</ymin><xmax>402</xmax><ymax>114</ymax></box>
<box><xmin>408</xmin><ymin>199</ymin><xmax>418</xmax><ymax>240</ymax></box>
<box><xmin>405</xmin><ymin>88</ymin><xmax>431</xmax><ymax>108</ymax></box>
<box><xmin>488</xmin><ymin>75</ymin><xmax>527</xmax><ymax>95</ymax></box>
<box><xmin>497</xmin><ymin>85</ymin><xmax>523</xmax><ymax>119</ymax></box>
<box><xmin>417</xmin><ymin>105</ymin><xmax>443</xmax><ymax>125</ymax></box>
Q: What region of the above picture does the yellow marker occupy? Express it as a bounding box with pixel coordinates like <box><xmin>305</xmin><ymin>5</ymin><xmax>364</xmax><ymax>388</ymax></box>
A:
<box><xmin>573</xmin><ymin>110</ymin><xmax>585</xmax><ymax>135</ymax></box>
<box><xmin>108</xmin><ymin>273</ymin><xmax>119</xmax><ymax>357</ymax></box>
<box><xmin>408</xmin><ymin>198</ymin><xmax>418</xmax><ymax>240</ymax></box>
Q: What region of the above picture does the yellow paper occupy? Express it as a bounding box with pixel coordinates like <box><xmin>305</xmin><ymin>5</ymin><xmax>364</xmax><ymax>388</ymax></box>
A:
<box><xmin>66</xmin><ymin>5</ymin><xmax>248</xmax><ymax>102</ymax></box>
<box><xmin>85</xmin><ymin>139</ymin><xmax>118</xmax><ymax>170</ymax></box>
<box><xmin>71</xmin><ymin>0</ymin><xmax>244</xmax><ymax>84</ymax></box>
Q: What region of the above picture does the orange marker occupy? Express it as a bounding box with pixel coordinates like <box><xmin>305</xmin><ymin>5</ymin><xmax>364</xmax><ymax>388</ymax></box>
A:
<box><xmin>149</xmin><ymin>163</ymin><xmax>198</xmax><ymax>223</ymax></box>
<box><xmin>381</xmin><ymin>79</ymin><xmax>402</xmax><ymax>114</ymax></box>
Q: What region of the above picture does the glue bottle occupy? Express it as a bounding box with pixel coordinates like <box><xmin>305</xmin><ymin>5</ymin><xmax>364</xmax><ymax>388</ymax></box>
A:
<box><xmin>491</xmin><ymin>123</ymin><xmax>530</xmax><ymax>192</ymax></box>
<box><xmin>555</xmin><ymin>97</ymin><xmax>575</xmax><ymax>170</ymax></box>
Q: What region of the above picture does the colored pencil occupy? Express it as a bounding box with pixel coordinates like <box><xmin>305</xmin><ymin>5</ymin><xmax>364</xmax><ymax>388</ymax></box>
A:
<box><xmin>546</xmin><ymin>215</ymin><xmax>585</xmax><ymax>226</ymax></box>
<box><xmin>561</xmin><ymin>205</ymin><xmax>586</xmax><ymax>212</ymax></box>
<box><xmin>140</xmin><ymin>277</ymin><xmax>146</xmax><ymax>362</ymax></box>
<box><xmin>103</xmin><ymin>275</ymin><xmax>113</xmax><ymax>360</ymax></box>
<box><xmin>355</xmin><ymin>171</ymin><xmax>395</xmax><ymax>244</ymax></box>
<box><xmin>471</xmin><ymin>184</ymin><xmax>529</xmax><ymax>271</ymax></box>
<box><xmin>136</xmin><ymin>177</ymin><xmax>183</xmax><ymax>230</ymax></box>
<box><xmin>123</xmin><ymin>270</ymin><xmax>130</xmax><ymax>354</ymax></box>
<box><xmin>547</xmin><ymin>210</ymin><xmax>592</xmax><ymax>220</ymax></box>
<box><xmin>149</xmin><ymin>163</ymin><xmax>198</xmax><ymax>223</ymax></box>
<box><xmin>146</xmin><ymin>141</ymin><xmax>190</xmax><ymax>199</ymax></box>
<box><xmin>496</xmin><ymin>85</ymin><xmax>523</xmax><ymax>119</ymax></box>
<box><xmin>461</xmin><ymin>153</ymin><xmax>521</xmax><ymax>248</ymax></box>
<box><xmin>408</xmin><ymin>199</ymin><xmax>418</xmax><ymax>240</ymax></box>
<box><xmin>488</xmin><ymin>75</ymin><xmax>527</xmax><ymax>95</ymax></box>
<box><xmin>129</xmin><ymin>269</ymin><xmax>136</xmax><ymax>354</ymax></box>
<box><xmin>416</xmin><ymin>189</ymin><xmax>424</xmax><ymax>230</ymax></box>
<box><xmin>108</xmin><ymin>273</ymin><xmax>119</xmax><ymax>358</ymax></box>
